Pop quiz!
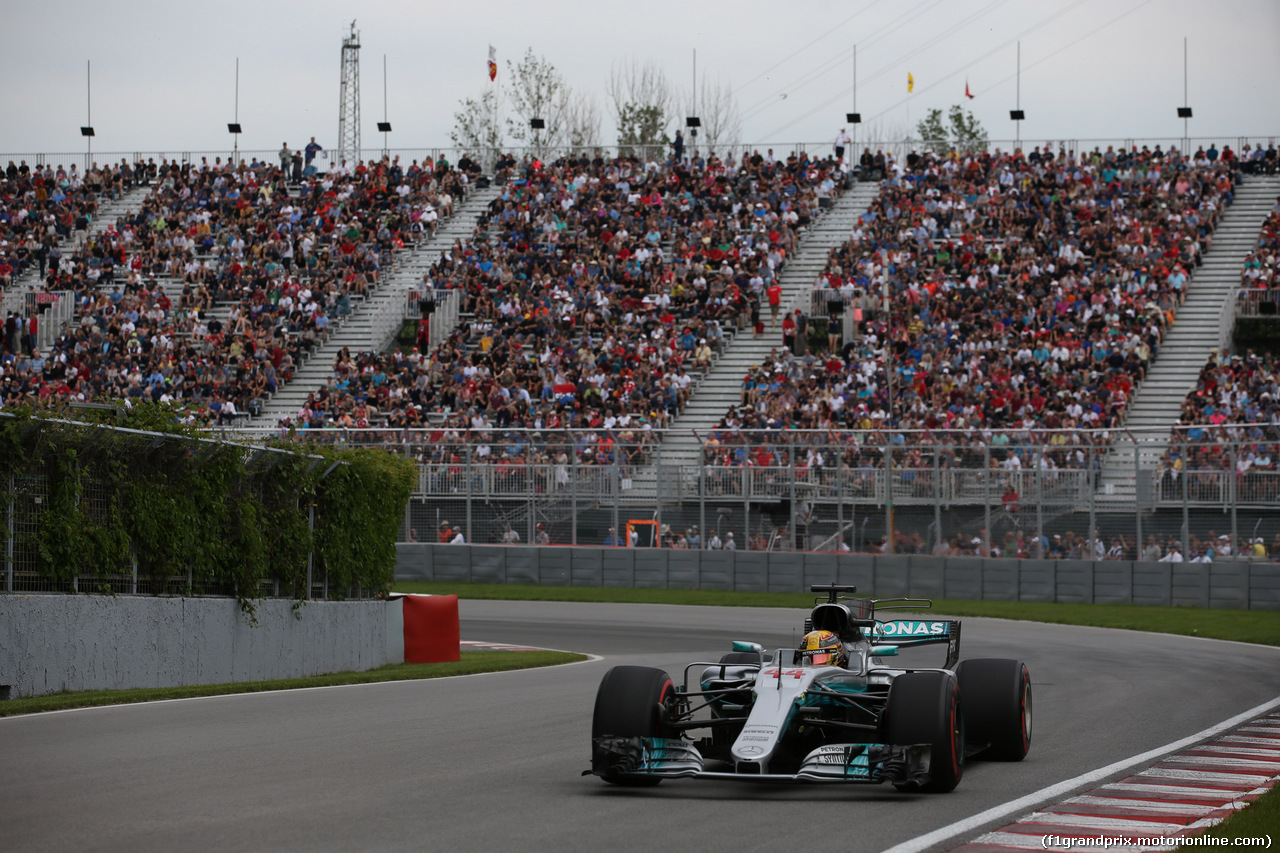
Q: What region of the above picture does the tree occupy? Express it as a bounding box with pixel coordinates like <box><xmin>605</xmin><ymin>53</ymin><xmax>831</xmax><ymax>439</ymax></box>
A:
<box><xmin>607</xmin><ymin>59</ymin><xmax>674</xmax><ymax>159</ymax></box>
<box><xmin>450</xmin><ymin>88</ymin><xmax>502</xmax><ymax>158</ymax></box>
<box><xmin>682</xmin><ymin>76</ymin><xmax>742</xmax><ymax>156</ymax></box>
<box><xmin>503</xmin><ymin>48</ymin><xmax>568</xmax><ymax>158</ymax></box>
<box><xmin>560</xmin><ymin>90</ymin><xmax>603</xmax><ymax>152</ymax></box>
<box><xmin>916</xmin><ymin>105</ymin><xmax>989</xmax><ymax>157</ymax></box>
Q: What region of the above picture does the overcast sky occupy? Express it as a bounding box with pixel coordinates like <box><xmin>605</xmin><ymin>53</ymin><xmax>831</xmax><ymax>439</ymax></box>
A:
<box><xmin>3</xmin><ymin>0</ymin><xmax>1277</xmax><ymax>160</ymax></box>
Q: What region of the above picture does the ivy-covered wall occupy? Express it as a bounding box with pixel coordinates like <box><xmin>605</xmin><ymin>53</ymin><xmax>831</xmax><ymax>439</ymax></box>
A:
<box><xmin>0</xmin><ymin>405</ymin><xmax>416</xmax><ymax>610</ymax></box>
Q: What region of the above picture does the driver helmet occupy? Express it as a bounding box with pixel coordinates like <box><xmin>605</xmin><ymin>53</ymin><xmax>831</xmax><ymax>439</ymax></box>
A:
<box><xmin>798</xmin><ymin>629</ymin><xmax>847</xmax><ymax>668</ymax></box>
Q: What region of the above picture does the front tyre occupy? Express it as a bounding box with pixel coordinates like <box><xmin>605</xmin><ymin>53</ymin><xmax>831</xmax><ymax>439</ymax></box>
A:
<box><xmin>591</xmin><ymin>666</ymin><xmax>677</xmax><ymax>786</ymax></box>
<box><xmin>956</xmin><ymin>658</ymin><xmax>1032</xmax><ymax>761</ymax></box>
<box><xmin>882</xmin><ymin>671</ymin><xmax>963</xmax><ymax>793</ymax></box>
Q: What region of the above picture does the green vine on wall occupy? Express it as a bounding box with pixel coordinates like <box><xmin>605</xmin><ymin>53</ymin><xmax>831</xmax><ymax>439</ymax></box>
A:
<box><xmin>0</xmin><ymin>404</ymin><xmax>416</xmax><ymax>614</ymax></box>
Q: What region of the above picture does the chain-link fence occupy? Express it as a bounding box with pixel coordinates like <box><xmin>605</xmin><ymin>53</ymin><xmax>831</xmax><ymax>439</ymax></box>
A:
<box><xmin>210</xmin><ymin>424</ymin><xmax>1280</xmax><ymax>563</ymax></box>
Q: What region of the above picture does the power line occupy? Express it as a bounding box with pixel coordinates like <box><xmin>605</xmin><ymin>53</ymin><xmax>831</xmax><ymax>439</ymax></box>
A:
<box><xmin>733</xmin><ymin>1</ymin><xmax>877</xmax><ymax>95</ymax></box>
<box><xmin>756</xmin><ymin>0</ymin><xmax>1010</xmax><ymax>137</ymax></box>
<box><xmin>966</xmin><ymin>0</ymin><xmax>1157</xmax><ymax>99</ymax></box>
<box><xmin>852</xmin><ymin>0</ymin><xmax>1012</xmax><ymax>91</ymax></box>
<box><xmin>859</xmin><ymin>0</ymin><xmax>1152</xmax><ymax>129</ymax></box>
<box><xmin>760</xmin><ymin>0</ymin><xmax>1109</xmax><ymax>139</ymax></box>
<box><xmin>739</xmin><ymin>0</ymin><xmax>949</xmax><ymax>120</ymax></box>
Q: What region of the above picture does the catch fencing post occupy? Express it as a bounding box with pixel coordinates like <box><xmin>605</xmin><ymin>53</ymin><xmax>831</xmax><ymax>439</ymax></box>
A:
<box><xmin>656</xmin><ymin>442</ymin><xmax>663</xmax><ymax>542</ymax></box>
<box><xmin>1229</xmin><ymin>440</ymin><xmax>1238</xmax><ymax>552</ymax></box>
<box><xmin>1134</xmin><ymin>441</ymin><xmax>1142</xmax><ymax>554</ymax></box>
<box><xmin>789</xmin><ymin>434</ymin><xmax>797</xmax><ymax>551</ymax></box>
<box><xmin>1035</xmin><ymin>445</ymin><xmax>1044</xmax><ymax>552</ymax></box>
<box><xmin>698</xmin><ymin>434</ymin><xmax>707</xmax><ymax>558</ymax></box>
<box><xmin>1181</xmin><ymin>436</ymin><xmax>1190</xmax><ymax>558</ymax></box>
<box><xmin>5</xmin><ymin>474</ymin><xmax>12</xmax><ymax>593</ymax></box>
<box><xmin>571</xmin><ymin>446</ymin><xmax>578</xmax><ymax>547</ymax></box>
<box><xmin>983</xmin><ymin>446</ymin><xmax>991</xmax><ymax>555</ymax></box>
<box><xmin>836</xmin><ymin>448</ymin><xmax>844</xmax><ymax>550</ymax></box>
<box><xmin>1088</xmin><ymin>443</ymin><xmax>1096</xmax><ymax>557</ymax></box>
<box><xmin>933</xmin><ymin>443</ymin><xmax>941</xmax><ymax>551</ymax></box>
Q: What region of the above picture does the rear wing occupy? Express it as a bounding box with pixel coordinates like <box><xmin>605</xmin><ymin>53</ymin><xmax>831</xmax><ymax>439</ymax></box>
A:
<box><xmin>870</xmin><ymin>619</ymin><xmax>961</xmax><ymax>669</ymax></box>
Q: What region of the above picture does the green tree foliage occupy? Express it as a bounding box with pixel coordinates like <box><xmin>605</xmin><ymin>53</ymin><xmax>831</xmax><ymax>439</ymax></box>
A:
<box><xmin>450</xmin><ymin>88</ymin><xmax>503</xmax><ymax>154</ymax></box>
<box><xmin>916</xmin><ymin>105</ymin><xmax>989</xmax><ymax>156</ymax></box>
<box><xmin>608</xmin><ymin>59</ymin><xmax>674</xmax><ymax>158</ymax></box>
<box><xmin>503</xmin><ymin>48</ymin><xmax>566</xmax><ymax>155</ymax></box>
<box><xmin>616</xmin><ymin>103</ymin><xmax>670</xmax><ymax>155</ymax></box>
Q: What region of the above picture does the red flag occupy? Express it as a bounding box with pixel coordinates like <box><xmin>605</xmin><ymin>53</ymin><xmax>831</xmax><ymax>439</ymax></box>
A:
<box><xmin>488</xmin><ymin>45</ymin><xmax>497</xmax><ymax>82</ymax></box>
<box><xmin>965</xmin><ymin>80</ymin><xmax>974</xmax><ymax>100</ymax></box>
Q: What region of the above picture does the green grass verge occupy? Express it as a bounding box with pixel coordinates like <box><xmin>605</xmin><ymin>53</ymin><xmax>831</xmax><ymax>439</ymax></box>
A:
<box><xmin>0</xmin><ymin>651</ymin><xmax>584</xmax><ymax>717</ymax></box>
<box><xmin>394</xmin><ymin>582</ymin><xmax>1280</xmax><ymax>647</ymax></box>
<box><xmin>1198</xmin><ymin>783</ymin><xmax>1278</xmax><ymax>843</ymax></box>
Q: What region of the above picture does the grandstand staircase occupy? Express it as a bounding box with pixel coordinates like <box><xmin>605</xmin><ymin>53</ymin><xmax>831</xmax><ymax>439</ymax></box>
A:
<box><xmin>1</xmin><ymin>183</ymin><xmax>152</xmax><ymax>320</ymax></box>
<box><xmin>259</xmin><ymin>185</ymin><xmax>499</xmax><ymax>421</ymax></box>
<box><xmin>619</xmin><ymin>180</ymin><xmax>883</xmax><ymax>501</ymax></box>
<box><xmin>1096</xmin><ymin>174</ymin><xmax>1280</xmax><ymax>505</ymax></box>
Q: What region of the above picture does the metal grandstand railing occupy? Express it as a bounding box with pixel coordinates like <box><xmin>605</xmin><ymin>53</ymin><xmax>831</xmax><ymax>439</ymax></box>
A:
<box><xmin>7</xmin><ymin>136</ymin><xmax>1277</xmax><ymax>173</ymax></box>
<box><xmin>1237</xmin><ymin>290</ymin><xmax>1280</xmax><ymax>317</ymax></box>
<box><xmin>210</xmin><ymin>425</ymin><xmax>1280</xmax><ymax>560</ymax></box>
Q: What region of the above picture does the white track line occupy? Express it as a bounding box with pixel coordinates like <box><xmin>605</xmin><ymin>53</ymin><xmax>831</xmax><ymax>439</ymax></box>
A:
<box><xmin>881</xmin><ymin>694</ymin><xmax>1280</xmax><ymax>853</ymax></box>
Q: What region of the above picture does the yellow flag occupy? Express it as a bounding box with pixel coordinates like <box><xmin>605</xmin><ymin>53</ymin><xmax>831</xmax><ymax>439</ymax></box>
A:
<box><xmin>907</xmin><ymin>72</ymin><xmax>914</xmax><ymax>93</ymax></box>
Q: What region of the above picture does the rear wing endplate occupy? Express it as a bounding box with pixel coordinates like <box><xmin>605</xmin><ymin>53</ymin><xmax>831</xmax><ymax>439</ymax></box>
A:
<box><xmin>870</xmin><ymin>619</ymin><xmax>961</xmax><ymax>669</ymax></box>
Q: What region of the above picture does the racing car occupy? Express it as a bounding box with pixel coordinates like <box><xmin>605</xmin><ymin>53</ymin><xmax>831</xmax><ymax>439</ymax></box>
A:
<box><xmin>588</xmin><ymin>584</ymin><xmax>1031</xmax><ymax>792</ymax></box>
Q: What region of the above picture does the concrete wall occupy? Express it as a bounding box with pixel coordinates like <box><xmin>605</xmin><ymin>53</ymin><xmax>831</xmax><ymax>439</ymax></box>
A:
<box><xmin>397</xmin><ymin>544</ymin><xmax>1280</xmax><ymax>611</ymax></box>
<box><xmin>0</xmin><ymin>596</ymin><xmax>404</xmax><ymax>699</ymax></box>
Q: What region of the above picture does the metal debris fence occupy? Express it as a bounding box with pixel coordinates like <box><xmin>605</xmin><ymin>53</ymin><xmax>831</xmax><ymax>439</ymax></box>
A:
<box><xmin>212</xmin><ymin>424</ymin><xmax>1280</xmax><ymax>564</ymax></box>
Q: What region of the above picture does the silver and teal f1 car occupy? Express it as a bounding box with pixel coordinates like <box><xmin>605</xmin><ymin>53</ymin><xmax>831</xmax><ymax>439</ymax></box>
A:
<box><xmin>587</xmin><ymin>584</ymin><xmax>1031</xmax><ymax>792</ymax></box>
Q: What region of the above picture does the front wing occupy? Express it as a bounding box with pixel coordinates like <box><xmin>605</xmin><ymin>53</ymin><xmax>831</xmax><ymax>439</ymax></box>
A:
<box><xmin>590</xmin><ymin>737</ymin><xmax>931</xmax><ymax>785</ymax></box>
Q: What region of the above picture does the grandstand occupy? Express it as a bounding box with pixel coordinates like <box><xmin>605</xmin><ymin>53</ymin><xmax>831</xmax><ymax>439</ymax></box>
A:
<box><xmin>1</xmin><ymin>139</ymin><xmax>1277</xmax><ymax>559</ymax></box>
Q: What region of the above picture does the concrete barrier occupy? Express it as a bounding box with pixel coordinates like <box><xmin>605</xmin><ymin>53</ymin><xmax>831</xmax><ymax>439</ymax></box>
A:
<box><xmin>0</xmin><ymin>595</ymin><xmax>403</xmax><ymax>699</ymax></box>
<box><xmin>395</xmin><ymin>544</ymin><xmax>1280</xmax><ymax>610</ymax></box>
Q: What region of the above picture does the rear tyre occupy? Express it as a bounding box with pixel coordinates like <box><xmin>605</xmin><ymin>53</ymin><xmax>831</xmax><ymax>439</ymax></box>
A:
<box><xmin>956</xmin><ymin>658</ymin><xmax>1032</xmax><ymax>761</ymax></box>
<box><xmin>882</xmin><ymin>671</ymin><xmax>963</xmax><ymax>793</ymax></box>
<box><xmin>592</xmin><ymin>666</ymin><xmax>677</xmax><ymax>786</ymax></box>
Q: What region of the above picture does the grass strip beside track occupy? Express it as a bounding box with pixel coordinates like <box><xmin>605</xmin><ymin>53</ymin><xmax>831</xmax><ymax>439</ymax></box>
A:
<box><xmin>1198</xmin><ymin>783</ymin><xmax>1279</xmax><ymax>842</ymax></box>
<box><xmin>0</xmin><ymin>651</ymin><xmax>584</xmax><ymax>717</ymax></box>
<box><xmin>394</xmin><ymin>582</ymin><xmax>1280</xmax><ymax>647</ymax></box>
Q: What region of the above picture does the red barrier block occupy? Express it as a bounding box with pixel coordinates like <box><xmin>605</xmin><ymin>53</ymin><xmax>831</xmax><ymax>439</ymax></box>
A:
<box><xmin>401</xmin><ymin>594</ymin><xmax>461</xmax><ymax>663</ymax></box>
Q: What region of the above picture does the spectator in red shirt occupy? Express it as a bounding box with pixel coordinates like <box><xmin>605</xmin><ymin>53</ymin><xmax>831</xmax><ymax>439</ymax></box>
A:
<box><xmin>767</xmin><ymin>283</ymin><xmax>782</xmax><ymax>328</ymax></box>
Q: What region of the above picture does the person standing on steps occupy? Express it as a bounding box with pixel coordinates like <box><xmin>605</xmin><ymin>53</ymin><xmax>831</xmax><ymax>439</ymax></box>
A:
<box><xmin>834</xmin><ymin>128</ymin><xmax>850</xmax><ymax>165</ymax></box>
<box><xmin>767</xmin><ymin>282</ymin><xmax>782</xmax><ymax>328</ymax></box>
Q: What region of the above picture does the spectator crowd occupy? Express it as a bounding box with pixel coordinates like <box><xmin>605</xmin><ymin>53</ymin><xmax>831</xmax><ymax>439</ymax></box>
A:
<box><xmin>2</xmin><ymin>152</ymin><xmax>467</xmax><ymax>423</ymax></box>
<box><xmin>700</xmin><ymin>142</ymin><xmax>1237</xmax><ymax>475</ymax></box>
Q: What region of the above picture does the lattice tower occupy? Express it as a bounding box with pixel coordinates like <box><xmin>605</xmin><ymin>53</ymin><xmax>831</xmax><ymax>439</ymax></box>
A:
<box><xmin>337</xmin><ymin>21</ymin><xmax>361</xmax><ymax>166</ymax></box>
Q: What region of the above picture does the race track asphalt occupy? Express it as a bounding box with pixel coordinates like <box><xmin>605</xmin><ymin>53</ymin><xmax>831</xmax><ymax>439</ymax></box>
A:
<box><xmin>2</xmin><ymin>600</ymin><xmax>1278</xmax><ymax>853</ymax></box>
